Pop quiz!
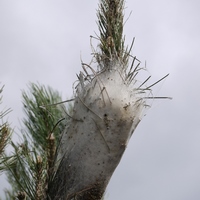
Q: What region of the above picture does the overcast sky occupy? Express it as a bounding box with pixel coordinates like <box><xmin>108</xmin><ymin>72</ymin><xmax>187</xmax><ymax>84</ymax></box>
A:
<box><xmin>0</xmin><ymin>0</ymin><xmax>200</xmax><ymax>199</ymax></box>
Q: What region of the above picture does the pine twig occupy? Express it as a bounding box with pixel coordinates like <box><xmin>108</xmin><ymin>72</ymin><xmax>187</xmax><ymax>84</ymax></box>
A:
<box><xmin>35</xmin><ymin>155</ymin><xmax>44</xmax><ymax>200</ymax></box>
<box><xmin>97</xmin><ymin>0</ymin><xmax>128</xmax><ymax>65</ymax></box>
<box><xmin>0</xmin><ymin>125</ymin><xmax>10</xmax><ymax>155</ymax></box>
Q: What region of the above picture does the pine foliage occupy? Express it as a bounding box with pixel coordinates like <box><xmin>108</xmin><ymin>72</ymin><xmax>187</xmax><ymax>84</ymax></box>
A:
<box><xmin>22</xmin><ymin>83</ymin><xmax>66</xmax><ymax>151</ymax></box>
<box><xmin>1</xmin><ymin>83</ymin><xmax>70</xmax><ymax>200</ymax></box>
<box><xmin>0</xmin><ymin>1</ymin><xmax>169</xmax><ymax>199</ymax></box>
<box><xmin>97</xmin><ymin>0</ymin><xmax>127</xmax><ymax>63</ymax></box>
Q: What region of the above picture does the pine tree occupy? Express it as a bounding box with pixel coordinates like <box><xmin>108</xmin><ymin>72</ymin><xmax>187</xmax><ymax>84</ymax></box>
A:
<box><xmin>0</xmin><ymin>0</ymin><xmax>169</xmax><ymax>199</ymax></box>
<box><xmin>1</xmin><ymin>83</ymin><xmax>70</xmax><ymax>200</ymax></box>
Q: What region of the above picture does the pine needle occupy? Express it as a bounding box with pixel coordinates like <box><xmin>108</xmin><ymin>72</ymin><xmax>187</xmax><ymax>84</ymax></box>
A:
<box><xmin>97</xmin><ymin>0</ymin><xmax>129</xmax><ymax>65</ymax></box>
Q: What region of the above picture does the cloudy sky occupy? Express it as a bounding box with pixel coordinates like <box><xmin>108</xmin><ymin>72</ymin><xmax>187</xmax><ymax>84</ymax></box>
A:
<box><xmin>0</xmin><ymin>0</ymin><xmax>200</xmax><ymax>199</ymax></box>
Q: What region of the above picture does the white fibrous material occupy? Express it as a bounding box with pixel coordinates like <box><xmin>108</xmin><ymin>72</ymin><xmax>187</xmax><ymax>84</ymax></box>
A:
<box><xmin>54</xmin><ymin>60</ymin><xmax>148</xmax><ymax>199</ymax></box>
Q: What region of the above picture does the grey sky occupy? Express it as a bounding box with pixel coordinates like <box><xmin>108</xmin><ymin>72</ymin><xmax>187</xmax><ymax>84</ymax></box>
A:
<box><xmin>0</xmin><ymin>0</ymin><xmax>200</xmax><ymax>199</ymax></box>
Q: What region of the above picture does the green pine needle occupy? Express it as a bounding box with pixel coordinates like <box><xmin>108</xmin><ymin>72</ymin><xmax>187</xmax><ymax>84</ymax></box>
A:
<box><xmin>22</xmin><ymin>83</ymin><xmax>67</xmax><ymax>152</ymax></box>
<box><xmin>97</xmin><ymin>0</ymin><xmax>130</xmax><ymax>65</ymax></box>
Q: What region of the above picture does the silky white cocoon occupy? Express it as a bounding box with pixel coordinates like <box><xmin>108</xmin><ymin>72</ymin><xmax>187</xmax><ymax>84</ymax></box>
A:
<box><xmin>58</xmin><ymin>61</ymin><xmax>146</xmax><ymax>197</ymax></box>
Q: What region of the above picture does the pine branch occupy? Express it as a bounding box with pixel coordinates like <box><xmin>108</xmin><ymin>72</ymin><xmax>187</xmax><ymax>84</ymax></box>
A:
<box><xmin>0</xmin><ymin>0</ymin><xmax>169</xmax><ymax>199</ymax></box>
<box><xmin>35</xmin><ymin>156</ymin><xmax>45</xmax><ymax>200</ymax></box>
<box><xmin>22</xmin><ymin>83</ymin><xmax>67</xmax><ymax>152</ymax></box>
<box><xmin>47</xmin><ymin>133</ymin><xmax>56</xmax><ymax>177</ymax></box>
<box><xmin>0</xmin><ymin>125</ymin><xmax>10</xmax><ymax>156</ymax></box>
<box><xmin>2</xmin><ymin>83</ymin><xmax>71</xmax><ymax>199</ymax></box>
<box><xmin>97</xmin><ymin>0</ymin><xmax>130</xmax><ymax>66</ymax></box>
